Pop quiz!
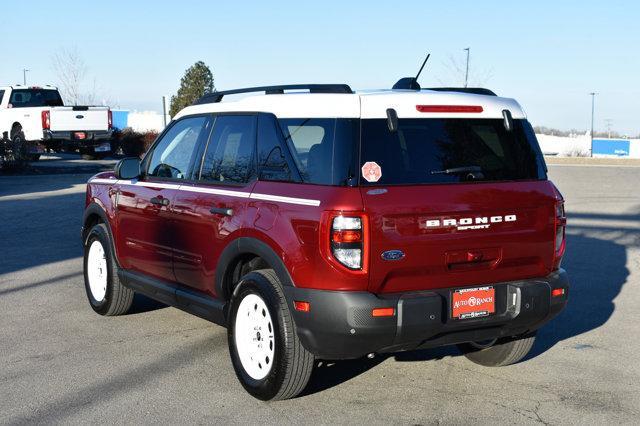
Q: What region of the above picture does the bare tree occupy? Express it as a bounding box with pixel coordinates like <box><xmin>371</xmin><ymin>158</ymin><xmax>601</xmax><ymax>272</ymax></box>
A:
<box><xmin>435</xmin><ymin>55</ymin><xmax>494</xmax><ymax>87</ymax></box>
<box><xmin>51</xmin><ymin>47</ymin><xmax>88</xmax><ymax>105</ymax></box>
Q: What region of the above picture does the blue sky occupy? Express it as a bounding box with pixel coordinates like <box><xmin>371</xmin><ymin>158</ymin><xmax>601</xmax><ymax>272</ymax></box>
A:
<box><xmin>2</xmin><ymin>0</ymin><xmax>639</xmax><ymax>134</ymax></box>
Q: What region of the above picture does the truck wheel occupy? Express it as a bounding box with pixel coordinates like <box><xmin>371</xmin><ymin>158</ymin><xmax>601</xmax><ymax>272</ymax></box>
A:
<box><xmin>10</xmin><ymin>125</ymin><xmax>28</xmax><ymax>162</ymax></box>
<box><xmin>26</xmin><ymin>154</ymin><xmax>41</xmax><ymax>161</ymax></box>
<box><xmin>83</xmin><ymin>223</ymin><xmax>134</xmax><ymax>316</ymax></box>
<box><xmin>227</xmin><ymin>269</ymin><xmax>315</xmax><ymax>400</ymax></box>
<box><xmin>458</xmin><ymin>332</ymin><xmax>537</xmax><ymax>367</ymax></box>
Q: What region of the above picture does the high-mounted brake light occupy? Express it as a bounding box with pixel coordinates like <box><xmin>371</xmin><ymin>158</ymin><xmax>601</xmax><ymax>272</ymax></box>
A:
<box><xmin>416</xmin><ymin>105</ymin><xmax>484</xmax><ymax>113</ymax></box>
<box><xmin>41</xmin><ymin>110</ymin><xmax>50</xmax><ymax>130</ymax></box>
<box><xmin>108</xmin><ymin>109</ymin><xmax>113</xmax><ymax>129</ymax></box>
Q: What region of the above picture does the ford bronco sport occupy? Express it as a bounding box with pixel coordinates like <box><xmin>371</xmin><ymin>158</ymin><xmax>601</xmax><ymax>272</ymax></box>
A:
<box><xmin>81</xmin><ymin>81</ymin><xmax>569</xmax><ymax>401</ymax></box>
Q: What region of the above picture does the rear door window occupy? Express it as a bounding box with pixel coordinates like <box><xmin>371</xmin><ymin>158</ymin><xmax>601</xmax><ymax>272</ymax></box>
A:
<box><xmin>360</xmin><ymin>118</ymin><xmax>546</xmax><ymax>185</ymax></box>
<box><xmin>256</xmin><ymin>114</ymin><xmax>299</xmax><ymax>182</ymax></box>
<box><xmin>200</xmin><ymin>115</ymin><xmax>256</xmax><ymax>184</ymax></box>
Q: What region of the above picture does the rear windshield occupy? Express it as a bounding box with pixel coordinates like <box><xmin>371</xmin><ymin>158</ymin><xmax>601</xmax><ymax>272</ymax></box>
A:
<box><xmin>9</xmin><ymin>89</ymin><xmax>63</xmax><ymax>108</ymax></box>
<box><xmin>360</xmin><ymin>118</ymin><xmax>546</xmax><ymax>185</ymax></box>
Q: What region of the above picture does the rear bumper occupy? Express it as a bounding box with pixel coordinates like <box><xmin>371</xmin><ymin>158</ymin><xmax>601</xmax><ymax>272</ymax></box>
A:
<box><xmin>284</xmin><ymin>269</ymin><xmax>569</xmax><ymax>360</ymax></box>
<box><xmin>43</xmin><ymin>130</ymin><xmax>113</xmax><ymax>147</ymax></box>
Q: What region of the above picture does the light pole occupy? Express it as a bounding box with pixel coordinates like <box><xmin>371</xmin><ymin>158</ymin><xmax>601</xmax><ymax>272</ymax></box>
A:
<box><xmin>589</xmin><ymin>92</ymin><xmax>597</xmax><ymax>157</ymax></box>
<box><xmin>22</xmin><ymin>68</ymin><xmax>29</xmax><ymax>85</ymax></box>
<box><xmin>463</xmin><ymin>48</ymin><xmax>470</xmax><ymax>88</ymax></box>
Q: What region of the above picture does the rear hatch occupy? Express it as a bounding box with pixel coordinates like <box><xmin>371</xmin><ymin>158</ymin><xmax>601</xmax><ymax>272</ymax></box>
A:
<box><xmin>359</xmin><ymin>116</ymin><xmax>557</xmax><ymax>293</ymax></box>
<box><xmin>50</xmin><ymin>106</ymin><xmax>109</xmax><ymax>131</ymax></box>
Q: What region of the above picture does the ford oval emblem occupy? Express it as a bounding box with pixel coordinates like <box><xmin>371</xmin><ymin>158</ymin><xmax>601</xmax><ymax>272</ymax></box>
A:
<box><xmin>76</xmin><ymin>115</ymin><xmax>84</xmax><ymax>119</ymax></box>
<box><xmin>381</xmin><ymin>250</ymin><xmax>405</xmax><ymax>261</ymax></box>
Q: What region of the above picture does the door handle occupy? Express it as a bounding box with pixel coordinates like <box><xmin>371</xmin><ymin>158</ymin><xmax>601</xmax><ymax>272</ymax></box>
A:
<box><xmin>210</xmin><ymin>207</ymin><xmax>233</xmax><ymax>216</ymax></box>
<box><xmin>150</xmin><ymin>196</ymin><xmax>169</xmax><ymax>207</ymax></box>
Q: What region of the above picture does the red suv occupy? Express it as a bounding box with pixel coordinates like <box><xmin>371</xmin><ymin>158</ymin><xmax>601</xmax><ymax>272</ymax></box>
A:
<box><xmin>82</xmin><ymin>83</ymin><xmax>569</xmax><ymax>400</ymax></box>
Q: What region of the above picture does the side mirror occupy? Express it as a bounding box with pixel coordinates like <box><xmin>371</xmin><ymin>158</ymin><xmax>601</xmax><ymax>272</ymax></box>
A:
<box><xmin>115</xmin><ymin>157</ymin><xmax>141</xmax><ymax>180</ymax></box>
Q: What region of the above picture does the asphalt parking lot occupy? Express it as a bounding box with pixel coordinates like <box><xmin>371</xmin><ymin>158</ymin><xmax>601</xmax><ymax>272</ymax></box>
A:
<box><xmin>1</xmin><ymin>158</ymin><xmax>639</xmax><ymax>424</ymax></box>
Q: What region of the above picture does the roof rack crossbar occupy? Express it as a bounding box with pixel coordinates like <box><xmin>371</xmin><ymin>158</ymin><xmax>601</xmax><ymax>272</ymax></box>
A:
<box><xmin>194</xmin><ymin>84</ymin><xmax>353</xmax><ymax>104</ymax></box>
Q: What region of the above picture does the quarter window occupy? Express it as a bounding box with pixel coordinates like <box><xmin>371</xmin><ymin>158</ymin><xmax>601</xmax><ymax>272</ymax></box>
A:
<box><xmin>147</xmin><ymin>116</ymin><xmax>209</xmax><ymax>179</ymax></box>
<box><xmin>200</xmin><ymin>115</ymin><xmax>256</xmax><ymax>184</ymax></box>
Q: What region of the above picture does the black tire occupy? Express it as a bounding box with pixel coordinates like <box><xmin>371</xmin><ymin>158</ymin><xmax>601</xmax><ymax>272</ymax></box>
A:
<box><xmin>10</xmin><ymin>125</ymin><xmax>28</xmax><ymax>163</ymax></box>
<box><xmin>228</xmin><ymin>269</ymin><xmax>315</xmax><ymax>401</ymax></box>
<box><xmin>83</xmin><ymin>223</ymin><xmax>134</xmax><ymax>316</ymax></box>
<box><xmin>26</xmin><ymin>154</ymin><xmax>41</xmax><ymax>161</ymax></box>
<box><xmin>458</xmin><ymin>332</ymin><xmax>537</xmax><ymax>367</ymax></box>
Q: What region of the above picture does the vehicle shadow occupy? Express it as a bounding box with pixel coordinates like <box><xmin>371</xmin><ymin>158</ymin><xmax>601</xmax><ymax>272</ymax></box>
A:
<box><xmin>128</xmin><ymin>293</ymin><xmax>167</xmax><ymax>314</ymax></box>
<box><xmin>303</xmin><ymin>211</ymin><xmax>635</xmax><ymax>396</ymax></box>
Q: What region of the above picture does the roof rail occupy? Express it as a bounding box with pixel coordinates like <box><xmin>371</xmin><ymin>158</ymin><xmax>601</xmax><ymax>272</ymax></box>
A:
<box><xmin>425</xmin><ymin>87</ymin><xmax>497</xmax><ymax>96</ymax></box>
<box><xmin>194</xmin><ymin>84</ymin><xmax>354</xmax><ymax>105</ymax></box>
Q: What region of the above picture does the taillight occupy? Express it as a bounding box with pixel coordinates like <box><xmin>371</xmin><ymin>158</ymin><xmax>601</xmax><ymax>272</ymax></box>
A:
<box><xmin>108</xmin><ymin>109</ymin><xmax>113</xmax><ymax>129</ymax></box>
<box><xmin>552</xmin><ymin>189</ymin><xmax>567</xmax><ymax>270</ymax></box>
<box><xmin>41</xmin><ymin>110</ymin><xmax>50</xmax><ymax>130</ymax></box>
<box><xmin>330</xmin><ymin>215</ymin><xmax>367</xmax><ymax>270</ymax></box>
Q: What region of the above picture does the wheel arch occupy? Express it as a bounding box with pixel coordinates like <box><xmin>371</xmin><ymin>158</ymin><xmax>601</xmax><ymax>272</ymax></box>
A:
<box><xmin>216</xmin><ymin>237</ymin><xmax>295</xmax><ymax>302</ymax></box>
<box><xmin>82</xmin><ymin>202</ymin><xmax>121</xmax><ymax>268</ymax></box>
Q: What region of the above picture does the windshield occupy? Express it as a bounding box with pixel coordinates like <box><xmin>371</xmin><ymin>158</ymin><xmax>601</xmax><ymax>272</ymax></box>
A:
<box><xmin>9</xmin><ymin>89</ymin><xmax>64</xmax><ymax>108</ymax></box>
<box><xmin>360</xmin><ymin>118</ymin><xmax>546</xmax><ymax>185</ymax></box>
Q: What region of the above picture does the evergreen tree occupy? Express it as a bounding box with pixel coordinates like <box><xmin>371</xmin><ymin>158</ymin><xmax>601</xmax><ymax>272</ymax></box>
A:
<box><xmin>169</xmin><ymin>61</ymin><xmax>214</xmax><ymax>117</ymax></box>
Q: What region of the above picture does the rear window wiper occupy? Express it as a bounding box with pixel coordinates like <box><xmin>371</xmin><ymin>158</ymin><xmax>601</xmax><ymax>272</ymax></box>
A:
<box><xmin>430</xmin><ymin>166</ymin><xmax>483</xmax><ymax>175</ymax></box>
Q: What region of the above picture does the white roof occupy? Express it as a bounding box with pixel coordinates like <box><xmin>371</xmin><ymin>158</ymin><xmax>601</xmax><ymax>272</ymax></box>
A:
<box><xmin>174</xmin><ymin>89</ymin><xmax>526</xmax><ymax>120</ymax></box>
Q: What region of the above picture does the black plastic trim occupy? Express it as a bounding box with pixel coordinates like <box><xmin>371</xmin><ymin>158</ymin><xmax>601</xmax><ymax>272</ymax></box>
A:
<box><xmin>283</xmin><ymin>269</ymin><xmax>569</xmax><ymax>359</ymax></box>
<box><xmin>118</xmin><ymin>269</ymin><xmax>226</xmax><ymax>326</ymax></box>
<box><xmin>425</xmin><ymin>87</ymin><xmax>497</xmax><ymax>96</ymax></box>
<box><xmin>215</xmin><ymin>237</ymin><xmax>295</xmax><ymax>301</ymax></box>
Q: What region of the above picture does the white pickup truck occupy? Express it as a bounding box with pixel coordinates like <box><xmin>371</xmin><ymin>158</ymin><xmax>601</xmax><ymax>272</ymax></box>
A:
<box><xmin>0</xmin><ymin>85</ymin><xmax>113</xmax><ymax>160</ymax></box>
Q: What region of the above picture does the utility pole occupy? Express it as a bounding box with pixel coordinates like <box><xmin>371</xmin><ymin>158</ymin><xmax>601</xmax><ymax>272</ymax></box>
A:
<box><xmin>162</xmin><ymin>96</ymin><xmax>168</xmax><ymax>127</ymax></box>
<box><xmin>589</xmin><ymin>92</ymin><xmax>597</xmax><ymax>157</ymax></box>
<box><xmin>22</xmin><ymin>69</ymin><xmax>29</xmax><ymax>85</ymax></box>
<box><xmin>463</xmin><ymin>48</ymin><xmax>470</xmax><ymax>88</ymax></box>
<box><xmin>604</xmin><ymin>119</ymin><xmax>613</xmax><ymax>139</ymax></box>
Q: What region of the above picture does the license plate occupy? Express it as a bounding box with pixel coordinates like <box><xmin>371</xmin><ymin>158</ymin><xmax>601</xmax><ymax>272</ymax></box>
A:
<box><xmin>95</xmin><ymin>143</ymin><xmax>110</xmax><ymax>152</ymax></box>
<box><xmin>74</xmin><ymin>132</ymin><xmax>86</xmax><ymax>140</ymax></box>
<box><xmin>451</xmin><ymin>286</ymin><xmax>495</xmax><ymax>320</ymax></box>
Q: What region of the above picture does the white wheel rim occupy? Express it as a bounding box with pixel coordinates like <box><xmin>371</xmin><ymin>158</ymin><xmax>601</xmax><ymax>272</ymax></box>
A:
<box><xmin>87</xmin><ymin>240</ymin><xmax>108</xmax><ymax>302</ymax></box>
<box><xmin>234</xmin><ymin>293</ymin><xmax>275</xmax><ymax>380</ymax></box>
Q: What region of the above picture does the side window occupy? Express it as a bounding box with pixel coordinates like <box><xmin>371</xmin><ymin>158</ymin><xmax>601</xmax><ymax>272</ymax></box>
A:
<box><xmin>0</xmin><ymin>90</ymin><xmax>5</xmax><ymax>105</ymax></box>
<box><xmin>278</xmin><ymin>118</ymin><xmax>358</xmax><ymax>185</ymax></box>
<box><xmin>200</xmin><ymin>115</ymin><xmax>256</xmax><ymax>184</ymax></box>
<box><xmin>256</xmin><ymin>114</ymin><xmax>297</xmax><ymax>182</ymax></box>
<box><xmin>147</xmin><ymin>116</ymin><xmax>209</xmax><ymax>179</ymax></box>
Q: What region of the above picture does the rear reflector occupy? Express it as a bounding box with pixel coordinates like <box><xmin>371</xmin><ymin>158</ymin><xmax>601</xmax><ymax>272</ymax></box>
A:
<box><xmin>552</xmin><ymin>288</ymin><xmax>565</xmax><ymax>297</ymax></box>
<box><xmin>294</xmin><ymin>301</ymin><xmax>310</xmax><ymax>312</ymax></box>
<box><xmin>372</xmin><ymin>307</ymin><xmax>395</xmax><ymax>317</ymax></box>
<box><xmin>416</xmin><ymin>105</ymin><xmax>484</xmax><ymax>113</ymax></box>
